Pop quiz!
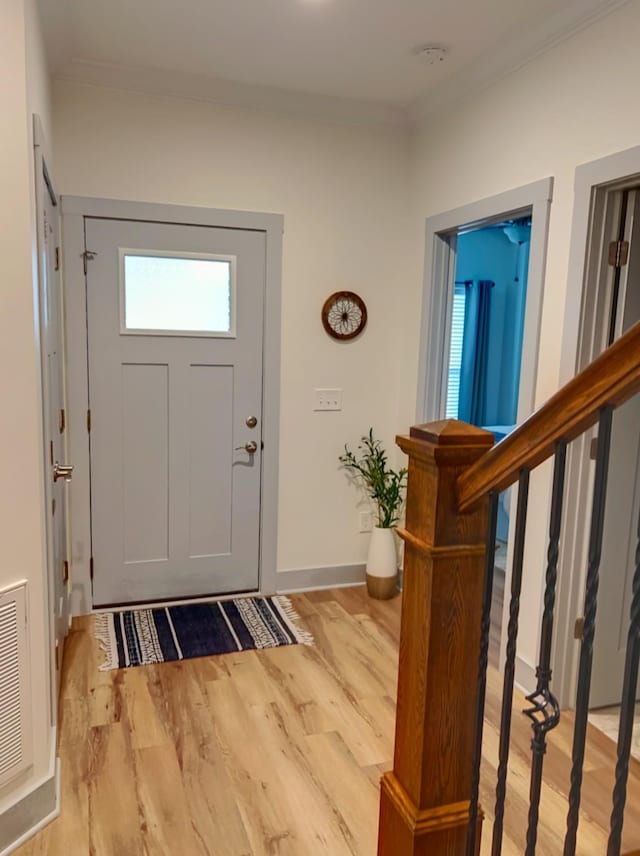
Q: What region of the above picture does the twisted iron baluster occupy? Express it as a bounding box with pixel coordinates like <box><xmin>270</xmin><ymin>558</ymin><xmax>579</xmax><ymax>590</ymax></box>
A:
<box><xmin>492</xmin><ymin>469</ymin><xmax>530</xmax><ymax>856</ymax></box>
<box><xmin>523</xmin><ymin>442</ymin><xmax>567</xmax><ymax>855</ymax></box>
<box><xmin>564</xmin><ymin>407</ymin><xmax>614</xmax><ymax>855</ymax></box>
<box><xmin>607</xmin><ymin>503</ymin><xmax>640</xmax><ymax>855</ymax></box>
<box><xmin>467</xmin><ymin>492</ymin><xmax>499</xmax><ymax>856</ymax></box>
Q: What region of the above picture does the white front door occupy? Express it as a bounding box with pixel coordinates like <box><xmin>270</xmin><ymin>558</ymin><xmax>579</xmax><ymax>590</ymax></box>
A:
<box><xmin>591</xmin><ymin>189</ymin><xmax>640</xmax><ymax>708</ymax></box>
<box><xmin>85</xmin><ymin>217</ymin><xmax>265</xmax><ymax>605</ymax></box>
<box><xmin>37</xmin><ymin>161</ymin><xmax>70</xmax><ymax>694</ymax></box>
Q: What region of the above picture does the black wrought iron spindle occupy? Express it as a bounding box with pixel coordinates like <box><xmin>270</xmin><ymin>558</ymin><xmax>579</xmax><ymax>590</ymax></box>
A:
<box><xmin>492</xmin><ymin>468</ymin><xmax>530</xmax><ymax>856</ymax></box>
<box><xmin>523</xmin><ymin>442</ymin><xmax>567</xmax><ymax>855</ymax></box>
<box><xmin>607</xmin><ymin>504</ymin><xmax>640</xmax><ymax>855</ymax></box>
<box><xmin>466</xmin><ymin>491</ymin><xmax>500</xmax><ymax>856</ymax></box>
<box><xmin>564</xmin><ymin>407</ymin><xmax>614</xmax><ymax>855</ymax></box>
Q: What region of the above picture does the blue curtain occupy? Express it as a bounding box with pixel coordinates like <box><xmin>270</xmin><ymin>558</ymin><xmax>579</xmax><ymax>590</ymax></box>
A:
<box><xmin>458</xmin><ymin>280</ymin><xmax>494</xmax><ymax>426</ymax></box>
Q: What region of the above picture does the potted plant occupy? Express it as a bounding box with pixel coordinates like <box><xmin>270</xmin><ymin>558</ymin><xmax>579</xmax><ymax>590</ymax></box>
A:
<box><xmin>339</xmin><ymin>429</ymin><xmax>407</xmax><ymax>599</ymax></box>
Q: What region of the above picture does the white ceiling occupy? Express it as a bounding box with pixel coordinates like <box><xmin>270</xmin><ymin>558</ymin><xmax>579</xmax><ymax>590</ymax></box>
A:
<box><xmin>39</xmin><ymin>0</ymin><xmax>629</xmax><ymax>125</ymax></box>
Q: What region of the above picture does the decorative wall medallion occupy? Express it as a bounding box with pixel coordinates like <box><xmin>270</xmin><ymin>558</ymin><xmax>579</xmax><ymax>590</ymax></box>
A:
<box><xmin>321</xmin><ymin>291</ymin><xmax>367</xmax><ymax>341</ymax></box>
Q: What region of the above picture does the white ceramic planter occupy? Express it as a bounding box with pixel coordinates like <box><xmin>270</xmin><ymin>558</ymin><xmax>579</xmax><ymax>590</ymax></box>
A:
<box><xmin>366</xmin><ymin>526</ymin><xmax>398</xmax><ymax>599</ymax></box>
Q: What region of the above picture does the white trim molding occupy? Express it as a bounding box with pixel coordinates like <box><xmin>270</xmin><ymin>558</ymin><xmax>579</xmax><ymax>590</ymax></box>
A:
<box><xmin>552</xmin><ymin>144</ymin><xmax>640</xmax><ymax>709</ymax></box>
<box><xmin>0</xmin><ymin>738</ymin><xmax>59</xmax><ymax>856</ymax></box>
<box><xmin>411</xmin><ymin>0</ymin><xmax>632</xmax><ymax>124</ymax></box>
<box><xmin>276</xmin><ymin>564</ymin><xmax>366</xmax><ymax>595</ymax></box>
<box><xmin>61</xmin><ymin>196</ymin><xmax>283</xmax><ymax>613</ymax></box>
<box><xmin>416</xmin><ymin>177</ymin><xmax>553</xmax><ymax>425</ymax></box>
<box><xmin>54</xmin><ymin>61</ymin><xmax>409</xmax><ymax>130</ymax></box>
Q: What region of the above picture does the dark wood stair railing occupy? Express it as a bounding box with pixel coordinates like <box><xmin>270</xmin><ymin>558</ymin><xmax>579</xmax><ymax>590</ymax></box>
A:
<box><xmin>377</xmin><ymin>319</ymin><xmax>640</xmax><ymax>856</ymax></box>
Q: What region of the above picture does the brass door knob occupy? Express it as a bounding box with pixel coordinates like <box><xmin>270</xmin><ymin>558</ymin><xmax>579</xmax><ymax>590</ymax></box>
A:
<box><xmin>235</xmin><ymin>441</ymin><xmax>257</xmax><ymax>454</ymax></box>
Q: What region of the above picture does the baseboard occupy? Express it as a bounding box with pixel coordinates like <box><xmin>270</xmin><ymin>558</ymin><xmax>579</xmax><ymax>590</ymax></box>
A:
<box><xmin>0</xmin><ymin>758</ymin><xmax>60</xmax><ymax>856</ymax></box>
<box><xmin>515</xmin><ymin>655</ymin><xmax>537</xmax><ymax>695</ymax></box>
<box><xmin>276</xmin><ymin>563</ymin><xmax>366</xmax><ymax>594</ymax></box>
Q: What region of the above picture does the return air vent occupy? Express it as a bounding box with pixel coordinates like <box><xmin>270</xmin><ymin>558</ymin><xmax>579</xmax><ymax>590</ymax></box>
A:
<box><xmin>0</xmin><ymin>582</ymin><xmax>31</xmax><ymax>788</ymax></box>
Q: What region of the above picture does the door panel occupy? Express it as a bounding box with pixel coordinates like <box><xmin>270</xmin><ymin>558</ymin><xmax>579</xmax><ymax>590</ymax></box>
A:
<box><xmin>38</xmin><ymin>169</ymin><xmax>70</xmax><ymax>698</ymax></box>
<box><xmin>86</xmin><ymin>218</ymin><xmax>265</xmax><ymax>605</ymax></box>
<box><xmin>591</xmin><ymin>190</ymin><xmax>640</xmax><ymax>708</ymax></box>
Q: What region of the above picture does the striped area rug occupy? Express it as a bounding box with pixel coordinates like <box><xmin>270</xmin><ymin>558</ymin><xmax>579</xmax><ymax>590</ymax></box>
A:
<box><xmin>93</xmin><ymin>595</ymin><xmax>313</xmax><ymax>671</ymax></box>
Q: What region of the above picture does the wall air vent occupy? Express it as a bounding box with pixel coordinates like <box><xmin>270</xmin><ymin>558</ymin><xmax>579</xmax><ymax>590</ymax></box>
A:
<box><xmin>0</xmin><ymin>582</ymin><xmax>31</xmax><ymax>787</ymax></box>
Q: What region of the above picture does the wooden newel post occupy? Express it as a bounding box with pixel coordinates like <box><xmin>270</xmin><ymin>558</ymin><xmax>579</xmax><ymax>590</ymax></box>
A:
<box><xmin>378</xmin><ymin>420</ymin><xmax>494</xmax><ymax>856</ymax></box>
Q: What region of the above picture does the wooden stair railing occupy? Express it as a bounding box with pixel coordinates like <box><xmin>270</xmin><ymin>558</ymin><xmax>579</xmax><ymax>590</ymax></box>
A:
<box><xmin>377</xmin><ymin>320</ymin><xmax>640</xmax><ymax>856</ymax></box>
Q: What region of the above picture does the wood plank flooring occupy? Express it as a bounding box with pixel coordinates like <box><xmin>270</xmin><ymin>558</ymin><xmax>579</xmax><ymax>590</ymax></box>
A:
<box><xmin>15</xmin><ymin>586</ymin><xmax>640</xmax><ymax>855</ymax></box>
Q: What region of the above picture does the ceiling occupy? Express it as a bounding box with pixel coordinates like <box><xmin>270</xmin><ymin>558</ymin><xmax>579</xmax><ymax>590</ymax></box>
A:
<box><xmin>38</xmin><ymin>0</ymin><xmax>628</xmax><ymax>125</ymax></box>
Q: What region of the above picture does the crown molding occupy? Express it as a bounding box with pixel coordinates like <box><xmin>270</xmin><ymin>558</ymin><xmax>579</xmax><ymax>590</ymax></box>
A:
<box><xmin>54</xmin><ymin>59</ymin><xmax>411</xmax><ymax>130</ymax></box>
<box><xmin>50</xmin><ymin>0</ymin><xmax>630</xmax><ymax>131</ymax></box>
<box><xmin>409</xmin><ymin>0</ymin><xmax>632</xmax><ymax>126</ymax></box>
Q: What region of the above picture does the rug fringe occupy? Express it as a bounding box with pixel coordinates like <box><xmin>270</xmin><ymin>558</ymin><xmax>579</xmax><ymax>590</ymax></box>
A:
<box><xmin>273</xmin><ymin>595</ymin><xmax>315</xmax><ymax>646</ymax></box>
<box><xmin>93</xmin><ymin>613</ymin><xmax>119</xmax><ymax>671</ymax></box>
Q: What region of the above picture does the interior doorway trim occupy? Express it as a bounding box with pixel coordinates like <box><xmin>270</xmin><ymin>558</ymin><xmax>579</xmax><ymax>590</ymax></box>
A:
<box><xmin>553</xmin><ymin>144</ymin><xmax>640</xmax><ymax>709</ymax></box>
<box><xmin>416</xmin><ymin>177</ymin><xmax>553</xmax><ymax>424</ymax></box>
<box><xmin>61</xmin><ymin>196</ymin><xmax>283</xmax><ymax>615</ymax></box>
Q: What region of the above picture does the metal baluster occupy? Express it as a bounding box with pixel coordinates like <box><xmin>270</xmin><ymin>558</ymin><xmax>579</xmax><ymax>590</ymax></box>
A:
<box><xmin>523</xmin><ymin>442</ymin><xmax>567</xmax><ymax>855</ymax></box>
<box><xmin>607</xmin><ymin>505</ymin><xmax>640</xmax><ymax>855</ymax></box>
<box><xmin>467</xmin><ymin>491</ymin><xmax>500</xmax><ymax>856</ymax></box>
<box><xmin>492</xmin><ymin>468</ymin><xmax>530</xmax><ymax>856</ymax></box>
<box><xmin>564</xmin><ymin>407</ymin><xmax>614</xmax><ymax>855</ymax></box>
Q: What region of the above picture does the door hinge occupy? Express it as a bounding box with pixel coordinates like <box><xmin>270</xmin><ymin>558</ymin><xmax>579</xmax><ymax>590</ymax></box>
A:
<box><xmin>87</xmin><ymin>408</ymin><xmax>91</xmax><ymax>433</ymax></box>
<box><xmin>59</xmin><ymin>408</ymin><xmax>66</xmax><ymax>433</ymax></box>
<box><xmin>55</xmin><ymin>246</ymin><xmax>60</xmax><ymax>271</ymax></box>
<box><xmin>82</xmin><ymin>249</ymin><xmax>97</xmax><ymax>275</ymax></box>
<box><xmin>52</xmin><ymin>497</ymin><xmax>56</xmax><ymax>516</ymax></box>
<box><xmin>90</xmin><ymin>556</ymin><xmax>94</xmax><ymax>580</ymax></box>
<box><xmin>50</xmin><ymin>439</ymin><xmax>54</xmax><ymax>466</ymax></box>
<box><xmin>608</xmin><ymin>239</ymin><xmax>629</xmax><ymax>268</ymax></box>
<box><xmin>574</xmin><ymin>616</ymin><xmax>585</xmax><ymax>641</ymax></box>
<box><xmin>63</xmin><ymin>559</ymin><xmax>69</xmax><ymax>584</ymax></box>
<box><xmin>589</xmin><ymin>436</ymin><xmax>598</xmax><ymax>460</ymax></box>
<box><xmin>55</xmin><ymin>641</ymin><xmax>60</xmax><ymax>671</ymax></box>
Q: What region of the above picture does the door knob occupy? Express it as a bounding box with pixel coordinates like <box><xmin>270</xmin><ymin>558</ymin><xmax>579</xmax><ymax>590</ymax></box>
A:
<box><xmin>235</xmin><ymin>441</ymin><xmax>258</xmax><ymax>454</ymax></box>
<box><xmin>53</xmin><ymin>462</ymin><xmax>74</xmax><ymax>482</ymax></box>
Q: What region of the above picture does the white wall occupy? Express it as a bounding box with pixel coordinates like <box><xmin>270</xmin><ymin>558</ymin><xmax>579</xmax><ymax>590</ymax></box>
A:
<box><xmin>52</xmin><ymin>81</ymin><xmax>415</xmax><ymax>581</ymax></box>
<box><xmin>406</xmin><ymin>0</ymin><xmax>640</xmax><ymax>682</ymax></box>
<box><xmin>0</xmin><ymin>0</ymin><xmax>55</xmax><ymax>824</ymax></box>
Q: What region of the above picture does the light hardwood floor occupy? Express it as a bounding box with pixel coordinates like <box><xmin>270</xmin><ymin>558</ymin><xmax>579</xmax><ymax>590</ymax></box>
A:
<box><xmin>15</xmin><ymin>586</ymin><xmax>640</xmax><ymax>855</ymax></box>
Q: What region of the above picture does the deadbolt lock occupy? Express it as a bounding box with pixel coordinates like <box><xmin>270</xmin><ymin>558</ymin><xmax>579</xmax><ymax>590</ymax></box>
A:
<box><xmin>246</xmin><ymin>416</ymin><xmax>258</xmax><ymax>428</ymax></box>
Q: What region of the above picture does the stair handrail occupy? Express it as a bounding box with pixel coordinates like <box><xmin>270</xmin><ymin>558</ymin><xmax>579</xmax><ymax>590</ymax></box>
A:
<box><xmin>457</xmin><ymin>319</ymin><xmax>640</xmax><ymax>512</ymax></box>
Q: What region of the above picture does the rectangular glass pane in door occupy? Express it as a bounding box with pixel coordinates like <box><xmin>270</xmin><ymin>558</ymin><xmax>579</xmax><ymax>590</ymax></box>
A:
<box><xmin>122</xmin><ymin>251</ymin><xmax>235</xmax><ymax>335</ymax></box>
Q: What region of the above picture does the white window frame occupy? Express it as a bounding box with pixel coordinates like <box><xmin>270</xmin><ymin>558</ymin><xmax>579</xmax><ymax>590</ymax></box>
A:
<box><xmin>119</xmin><ymin>248</ymin><xmax>237</xmax><ymax>338</ymax></box>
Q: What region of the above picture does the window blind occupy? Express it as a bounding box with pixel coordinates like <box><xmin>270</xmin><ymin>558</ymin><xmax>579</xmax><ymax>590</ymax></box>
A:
<box><xmin>445</xmin><ymin>283</ymin><xmax>466</xmax><ymax>419</ymax></box>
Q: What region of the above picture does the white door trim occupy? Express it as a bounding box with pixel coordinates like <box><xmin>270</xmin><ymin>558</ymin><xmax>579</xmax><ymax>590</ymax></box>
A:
<box><xmin>32</xmin><ymin>114</ymin><xmax>62</xmax><ymax>726</ymax></box>
<box><xmin>416</xmin><ymin>176</ymin><xmax>553</xmax><ymax>424</ymax></box>
<box><xmin>553</xmin><ymin>145</ymin><xmax>640</xmax><ymax>709</ymax></box>
<box><xmin>61</xmin><ymin>196</ymin><xmax>283</xmax><ymax>615</ymax></box>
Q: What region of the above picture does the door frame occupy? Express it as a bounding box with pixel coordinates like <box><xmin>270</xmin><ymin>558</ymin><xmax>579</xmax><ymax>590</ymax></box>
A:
<box><xmin>416</xmin><ymin>177</ymin><xmax>553</xmax><ymax>424</ymax></box>
<box><xmin>33</xmin><ymin>114</ymin><xmax>68</xmax><ymax>722</ymax></box>
<box><xmin>61</xmin><ymin>196</ymin><xmax>283</xmax><ymax>615</ymax></box>
<box><xmin>553</xmin><ymin>144</ymin><xmax>640</xmax><ymax>709</ymax></box>
<box><xmin>415</xmin><ymin>177</ymin><xmax>553</xmax><ymax>684</ymax></box>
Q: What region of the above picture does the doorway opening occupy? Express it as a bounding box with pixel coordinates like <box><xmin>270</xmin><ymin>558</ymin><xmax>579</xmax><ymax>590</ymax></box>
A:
<box><xmin>552</xmin><ymin>146</ymin><xmax>640</xmax><ymax>740</ymax></box>
<box><xmin>445</xmin><ymin>216</ymin><xmax>531</xmax><ymax>664</ymax></box>
<box><xmin>416</xmin><ymin>178</ymin><xmax>552</xmax><ymax>672</ymax></box>
<box><xmin>563</xmin><ymin>181</ymin><xmax>640</xmax><ymax>753</ymax></box>
<box><xmin>62</xmin><ymin>197</ymin><xmax>283</xmax><ymax>615</ymax></box>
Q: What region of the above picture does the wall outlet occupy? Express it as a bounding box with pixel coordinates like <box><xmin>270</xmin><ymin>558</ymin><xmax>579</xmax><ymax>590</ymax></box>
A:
<box><xmin>359</xmin><ymin>511</ymin><xmax>373</xmax><ymax>532</ymax></box>
<box><xmin>314</xmin><ymin>388</ymin><xmax>343</xmax><ymax>411</ymax></box>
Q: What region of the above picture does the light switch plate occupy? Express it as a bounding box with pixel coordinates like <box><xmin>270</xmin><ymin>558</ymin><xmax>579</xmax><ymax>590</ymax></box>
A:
<box><xmin>314</xmin><ymin>388</ymin><xmax>343</xmax><ymax>411</ymax></box>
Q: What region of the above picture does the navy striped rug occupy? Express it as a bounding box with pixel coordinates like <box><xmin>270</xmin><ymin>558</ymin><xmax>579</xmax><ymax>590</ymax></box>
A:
<box><xmin>93</xmin><ymin>595</ymin><xmax>313</xmax><ymax>671</ymax></box>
